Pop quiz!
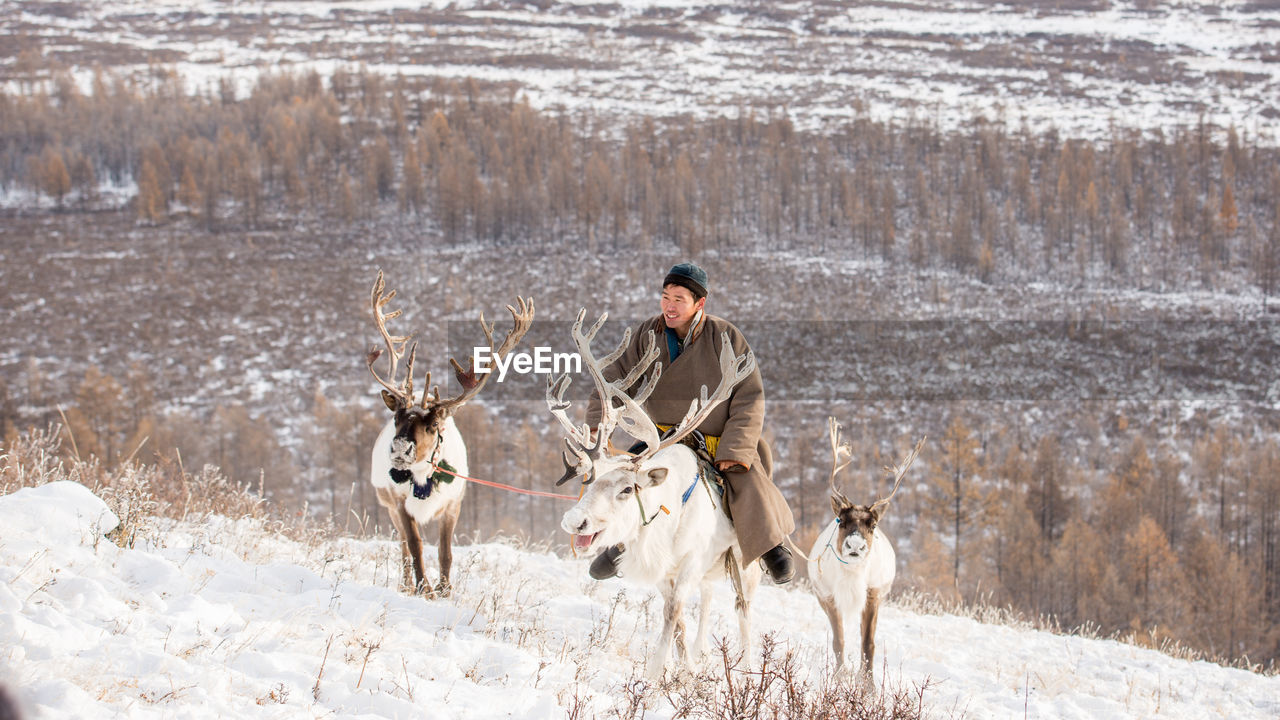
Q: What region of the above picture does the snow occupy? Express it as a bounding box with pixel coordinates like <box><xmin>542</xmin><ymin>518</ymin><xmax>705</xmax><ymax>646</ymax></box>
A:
<box><xmin>2</xmin><ymin>480</ymin><xmax>1276</xmax><ymax>718</ymax></box>
<box><xmin>4</xmin><ymin>0</ymin><xmax>1277</xmax><ymax>141</ymax></box>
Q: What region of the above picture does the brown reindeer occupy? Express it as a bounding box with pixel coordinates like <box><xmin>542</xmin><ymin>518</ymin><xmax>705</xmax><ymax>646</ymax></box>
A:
<box><xmin>807</xmin><ymin>418</ymin><xmax>924</xmax><ymax>688</ymax></box>
<box><xmin>366</xmin><ymin>271</ymin><xmax>533</xmax><ymax>597</ymax></box>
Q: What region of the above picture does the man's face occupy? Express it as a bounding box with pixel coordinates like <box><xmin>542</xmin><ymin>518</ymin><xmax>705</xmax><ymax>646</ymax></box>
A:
<box><xmin>661</xmin><ymin>284</ymin><xmax>706</xmax><ymax>331</ymax></box>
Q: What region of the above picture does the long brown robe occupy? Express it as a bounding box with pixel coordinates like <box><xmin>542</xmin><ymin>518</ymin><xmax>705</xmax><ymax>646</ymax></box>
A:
<box><xmin>585</xmin><ymin>313</ymin><xmax>795</xmax><ymax>564</ymax></box>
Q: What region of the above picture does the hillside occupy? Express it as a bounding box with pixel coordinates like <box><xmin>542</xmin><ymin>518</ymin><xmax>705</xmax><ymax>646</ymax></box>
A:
<box><xmin>2</xmin><ymin>478</ymin><xmax>1278</xmax><ymax>719</ymax></box>
<box><xmin>3</xmin><ymin>0</ymin><xmax>1277</xmax><ymax>139</ymax></box>
<box><xmin>2</xmin><ymin>0</ymin><xmax>1278</xmax><ymax>677</ymax></box>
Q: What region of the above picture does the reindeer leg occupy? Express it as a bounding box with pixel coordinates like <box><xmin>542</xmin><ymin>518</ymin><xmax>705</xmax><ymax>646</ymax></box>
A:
<box><xmin>726</xmin><ymin>549</ymin><xmax>760</xmax><ymax>665</ymax></box>
<box><xmin>379</xmin><ymin>487</ymin><xmax>426</xmax><ymax>594</ymax></box>
<box><xmin>694</xmin><ymin>577</ymin><xmax>713</xmax><ymax>662</ymax></box>
<box><xmin>432</xmin><ymin>501</ymin><xmax>459</xmax><ymax>598</ymax></box>
<box><xmin>859</xmin><ymin>589</ymin><xmax>882</xmax><ymax>692</ymax></box>
<box><xmin>674</xmin><ymin>606</ymin><xmax>689</xmax><ymax>667</ymax></box>
<box><xmin>647</xmin><ymin>579</ymin><xmax>683</xmax><ymax>681</ymax></box>
<box><xmin>817</xmin><ymin>593</ymin><xmax>845</xmax><ymax>672</ymax></box>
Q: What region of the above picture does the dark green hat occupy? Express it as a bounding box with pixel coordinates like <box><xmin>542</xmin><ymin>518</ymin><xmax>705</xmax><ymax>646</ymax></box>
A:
<box><xmin>663</xmin><ymin>262</ymin><xmax>708</xmax><ymax>299</ymax></box>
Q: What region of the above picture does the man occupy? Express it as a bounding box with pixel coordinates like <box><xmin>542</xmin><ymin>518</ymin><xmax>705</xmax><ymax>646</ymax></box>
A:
<box><xmin>584</xmin><ymin>262</ymin><xmax>796</xmax><ymax>584</ymax></box>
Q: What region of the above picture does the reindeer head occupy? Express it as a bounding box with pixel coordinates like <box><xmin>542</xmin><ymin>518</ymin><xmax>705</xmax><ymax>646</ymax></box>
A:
<box><xmin>827</xmin><ymin>417</ymin><xmax>924</xmax><ymax>564</ymax></box>
<box><xmin>368</xmin><ymin>271</ymin><xmax>533</xmax><ymax>477</ymax></box>
<box><xmin>549</xmin><ymin>309</ymin><xmax>754</xmax><ymax>554</ymax></box>
<box><xmin>561</xmin><ymin>461</ymin><xmax>672</xmax><ymax>555</ymax></box>
<box><xmin>379</xmin><ymin>392</ymin><xmax>453</xmax><ymax>471</ymax></box>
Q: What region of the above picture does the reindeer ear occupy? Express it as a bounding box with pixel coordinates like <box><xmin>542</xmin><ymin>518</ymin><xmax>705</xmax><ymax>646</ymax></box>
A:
<box><xmin>870</xmin><ymin>502</ymin><xmax>888</xmax><ymax>522</ymax></box>
<box><xmin>830</xmin><ymin>494</ymin><xmax>848</xmax><ymax>516</ymax></box>
<box><xmin>645</xmin><ymin>467</ymin><xmax>669</xmax><ymax>487</ymax></box>
<box><xmin>381</xmin><ymin>390</ymin><xmax>399</xmax><ymax>411</ymax></box>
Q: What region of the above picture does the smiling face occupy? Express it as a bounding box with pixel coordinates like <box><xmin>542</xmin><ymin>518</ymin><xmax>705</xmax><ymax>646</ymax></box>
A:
<box><xmin>660</xmin><ymin>284</ymin><xmax>706</xmax><ymax>335</ymax></box>
<box><xmin>831</xmin><ymin>496</ymin><xmax>886</xmax><ymax>562</ymax></box>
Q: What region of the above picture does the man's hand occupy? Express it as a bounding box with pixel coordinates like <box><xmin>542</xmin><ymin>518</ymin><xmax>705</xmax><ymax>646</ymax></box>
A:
<box><xmin>715</xmin><ymin>460</ymin><xmax>747</xmax><ymax>473</ymax></box>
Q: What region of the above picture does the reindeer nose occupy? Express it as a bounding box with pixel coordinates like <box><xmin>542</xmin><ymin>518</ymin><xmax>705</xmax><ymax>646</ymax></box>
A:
<box><xmin>561</xmin><ymin>509</ymin><xmax>589</xmax><ymax>535</ymax></box>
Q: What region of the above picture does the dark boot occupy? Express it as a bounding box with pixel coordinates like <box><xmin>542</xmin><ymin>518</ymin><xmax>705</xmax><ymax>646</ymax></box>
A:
<box><xmin>761</xmin><ymin>544</ymin><xmax>794</xmax><ymax>585</ymax></box>
<box><xmin>589</xmin><ymin>543</ymin><xmax>625</xmax><ymax>580</ymax></box>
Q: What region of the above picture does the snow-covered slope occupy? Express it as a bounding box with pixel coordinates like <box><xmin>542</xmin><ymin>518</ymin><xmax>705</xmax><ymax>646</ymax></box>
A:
<box><xmin>1</xmin><ymin>481</ymin><xmax>1276</xmax><ymax>719</ymax></box>
<box><xmin>2</xmin><ymin>0</ymin><xmax>1276</xmax><ymax>140</ymax></box>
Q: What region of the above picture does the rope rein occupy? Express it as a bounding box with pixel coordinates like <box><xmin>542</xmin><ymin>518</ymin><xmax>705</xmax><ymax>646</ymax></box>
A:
<box><xmin>425</xmin><ymin>462</ymin><xmax>581</xmax><ymax>501</ymax></box>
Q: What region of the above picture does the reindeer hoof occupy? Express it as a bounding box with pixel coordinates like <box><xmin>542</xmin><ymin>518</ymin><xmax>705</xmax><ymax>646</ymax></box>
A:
<box><xmin>426</xmin><ymin>580</ymin><xmax>452</xmax><ymax>599</ymax></box>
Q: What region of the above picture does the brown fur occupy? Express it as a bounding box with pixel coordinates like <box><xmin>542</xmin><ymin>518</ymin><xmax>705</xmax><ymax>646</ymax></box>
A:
<box><xmin>860</xmin><ymin>588</ymin><xmax>882</xmax><ymax>689</ymax></box>
<box><xmin>375</xmin><ymin>484</ymin><xmax>461</xmax><ymax>598</ymax></box>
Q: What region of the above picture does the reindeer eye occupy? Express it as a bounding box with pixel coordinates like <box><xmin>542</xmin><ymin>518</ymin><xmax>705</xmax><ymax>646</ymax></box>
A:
<box><xmin>619</xmin><ymin>486</ymin><xmax>634</xmax><ymax>498</ymax></box>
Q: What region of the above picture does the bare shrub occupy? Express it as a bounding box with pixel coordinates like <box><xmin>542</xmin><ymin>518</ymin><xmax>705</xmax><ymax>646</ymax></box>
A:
<box><xmin>96</xmin><ymin>463</ymin><xmax>161</xmax><ymax>548</ymax></box>
<box><xmin>660</xmin><ymin>635</ymin><xmax>935</xmax><ymax>720</ymax></box>
<box><xmin>0</xmin><ymin>425</ymin><xmax>68</xmax><ymax>493</ymax></box>
<box><xmin>0</xmin><ymin>425</ymin><xmax>319</xmax><ymax>548</ymax></box>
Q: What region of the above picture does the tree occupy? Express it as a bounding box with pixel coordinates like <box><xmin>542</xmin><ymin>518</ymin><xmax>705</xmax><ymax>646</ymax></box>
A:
<box><xmin>177</xmin><ymin>165</ymin><xmax>202</xmax><ymax>215</ymax></box>
<box><xmin>1050</xmin><ymin>515</ymin><xmax>1108</xmax><ymax>625</ymax></box>
<box><xmin>337</xmin><ymin>169</ymin><xmax>356</xmax><ymax>223</ymax></box>
<box><xmin>1219</xmin><ymin>183</ymin><xmax>1239</xmax><ymax>234</ymax></box>
<box><xmin>1122</xmin><ymin>515</ymin><xmax>1186</xmax><ymax>629</ymax></box>
<box><xmin>135</xmin><ymin>159</ymin><xmax>166</xmax><ymax>223</ymax></box>
<box><xmin>32</xmin><ymin>146</ymin><xmax>72</xmax><ymax>208</ymax></box>
<box><xmin>921</xmin><ymin>415</ymin><xmax>991</xmax><ymax>595</ymax></box>
<box><xmin>1098</xmin><ymin>435</ymin><xmax>1154</xmax><ymax>539</ymax></box>
<box><xmin>1029</xmin><ymin>435</ymin><xmax>1071</xmax><ymax>551</ymax></box>
<box><xmin>399</xmin><ymin>141</ymin><xmax>425</xmax><ymax>215</ymax></box>
<box><xmin>370</xmin><ymin>134</ymin><xmax>395</xmax><ymax>201</ymax></box>
<box><xmin>1184</xmin><ymin>523</ymin><xmax>1268</xmax><ymax>661</ymax></box>
<box><xmin>67</xmin><ymin>150</ymin><xmax>96</xmax><ymax>208</ymax></box>
<box><xmin>68</xmin><ymin>367</ymin><xmax>129</xmax><ymax>464</ymax></box>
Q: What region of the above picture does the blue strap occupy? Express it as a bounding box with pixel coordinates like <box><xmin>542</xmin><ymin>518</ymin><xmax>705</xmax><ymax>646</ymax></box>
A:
<box><xmin>681</xmin><ymin>467</ymin><xmax>700</xmax><ymax>504</ymax></box>
<box><xmin>665</xmin><ymin>326</ymin><xmax>681</xmax><ymax>363</ymax></box>
<box><xmin>824</xmin><ymin>519</ymin><xmax>850</xmax><ymax>564</ymax></box>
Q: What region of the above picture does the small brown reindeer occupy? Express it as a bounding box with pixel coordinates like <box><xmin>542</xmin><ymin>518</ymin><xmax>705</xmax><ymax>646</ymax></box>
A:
<box><xmin>807</xmin><ymin>418</ymin><xmax>924</xmax><ymax>688</ymax></box>
<box><xmin>366</xmin><ymin>271</ymin><xmax>533</xmax><ymax>597</ymax></box>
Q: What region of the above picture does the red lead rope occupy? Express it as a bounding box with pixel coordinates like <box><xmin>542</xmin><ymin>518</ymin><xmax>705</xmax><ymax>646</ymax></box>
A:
<box><xmin>427</xmin><ymin>463</ymin><xmax>580</xmax><ymax>501</ymax></box>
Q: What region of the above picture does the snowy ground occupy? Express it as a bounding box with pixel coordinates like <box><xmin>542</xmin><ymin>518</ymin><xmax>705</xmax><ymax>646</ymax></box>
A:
<box><xmin>2</xmin><ymin>0</ymin><xmax>1277</xmax><ymax>140</ymax></box>
<box><xmin>2</xmin><ymin>481</ymin><xmax>1276</xmax><ymax>719</ymax></box>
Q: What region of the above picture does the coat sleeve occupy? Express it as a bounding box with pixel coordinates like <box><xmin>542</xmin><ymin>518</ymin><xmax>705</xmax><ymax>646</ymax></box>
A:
<box><xmin>584</xmin><ymin>318</ymin><xmax>651</xmax><ymax>429</ymax></box>
<box><xmin>712</xmin><ymin>324</ymin><xmax>765</xmax><ymax>469</ymax></box>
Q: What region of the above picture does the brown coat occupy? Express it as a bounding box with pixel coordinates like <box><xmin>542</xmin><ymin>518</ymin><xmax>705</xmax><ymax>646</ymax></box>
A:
<box><xmin>586</xmin><ymin>314</ymin><xmax>795</xmax><ymax>563</ymax></box>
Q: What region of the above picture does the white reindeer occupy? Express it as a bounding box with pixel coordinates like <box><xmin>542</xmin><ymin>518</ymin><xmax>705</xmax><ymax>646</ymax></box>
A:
<box><xmin>366</xmin><ymin>271</ymin><xmax>533</xmax><ymax>598</ymax></box>
<box><xmin>548</xmin><ymin>309</ymin><xmax>761</xmax><ymax>681</ymax></box>
<box><xmin>808</xmin><ymin>418</ymin><xmax>923</xmax><ymax>688</ymax></box>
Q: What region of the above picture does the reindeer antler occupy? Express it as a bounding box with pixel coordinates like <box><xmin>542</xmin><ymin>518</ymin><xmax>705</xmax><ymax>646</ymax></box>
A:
<box><xmin>828</xmin><ymin>417</ymin><xmax>854</xmax><ymax>506</ymax></box>
<box><xmin>629</xmin><ymin>333</ymin><xmax>754</xmax><ymax>467</ymax></box>
<box><xmin>369</xmin><ymin>271</ymin><xmax>534</xmax><ymax>411</ymax></box>
<box><xmin>547</xmin><ymin>312</ymin><xmax>755</xmax><ymax>484</ymax></box>
<box><xmin>435</xmin><ymin>296</ymin><xmax>535</xmax><ymax>412</ymax></box>
<box><xmin>546</xmin><ymin>310</ymin><xmax>662</xmax><ymax>485</ymax></box>
<box><xmin>368</xmin><ymin>271</ymin><xmax>420</xmax><ymax>404</ymax></box>
<box><xmin>547</xmin><ymin>375</ymin><xmax>593</xmax><ymax>485</ymax></box>
<box><xmin>869</xmin><ymin>437</ymin><xmax>926</xmax><ymax>514</ymax></box>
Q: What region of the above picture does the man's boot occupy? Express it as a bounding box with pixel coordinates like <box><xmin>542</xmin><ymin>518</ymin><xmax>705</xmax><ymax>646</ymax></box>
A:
<box><xmin>760</xmin><ymin>543</ymin><xmax>794</xmax><ymax>584</ymax></box>
<box><xmin>589</xmin><ymin>543</ymin><xmax>625</xmax><ymax>580</ymax></box>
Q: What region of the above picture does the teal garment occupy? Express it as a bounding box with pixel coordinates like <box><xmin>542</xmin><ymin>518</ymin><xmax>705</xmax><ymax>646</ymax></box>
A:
<box><xmin>665</xmin><ymin>326</ymin><xmax>682</xmax><ymax>362</ymax></box>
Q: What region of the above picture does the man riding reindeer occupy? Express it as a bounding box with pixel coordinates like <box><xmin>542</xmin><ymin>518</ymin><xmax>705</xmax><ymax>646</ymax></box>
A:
<box><xmin>581</xmin><ymin>262</ymin><xmax>796</xmax><ymax>584</ymax></box>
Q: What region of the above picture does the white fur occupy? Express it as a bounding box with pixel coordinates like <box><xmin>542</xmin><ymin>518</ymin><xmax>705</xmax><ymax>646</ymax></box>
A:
<box><xmin>562</xmin><ymin>446</ymin><xmax>760</xmax><ymax>680</ymax></box>
<box><xmin>807</xmin><ymin>519</ymin><xmax>895</xmax><ymax>674</ymax></box>
<box><xmin>369</xmin><ymin>415</ymin><xmax>468</xmax><ymax>520</ymax></box>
